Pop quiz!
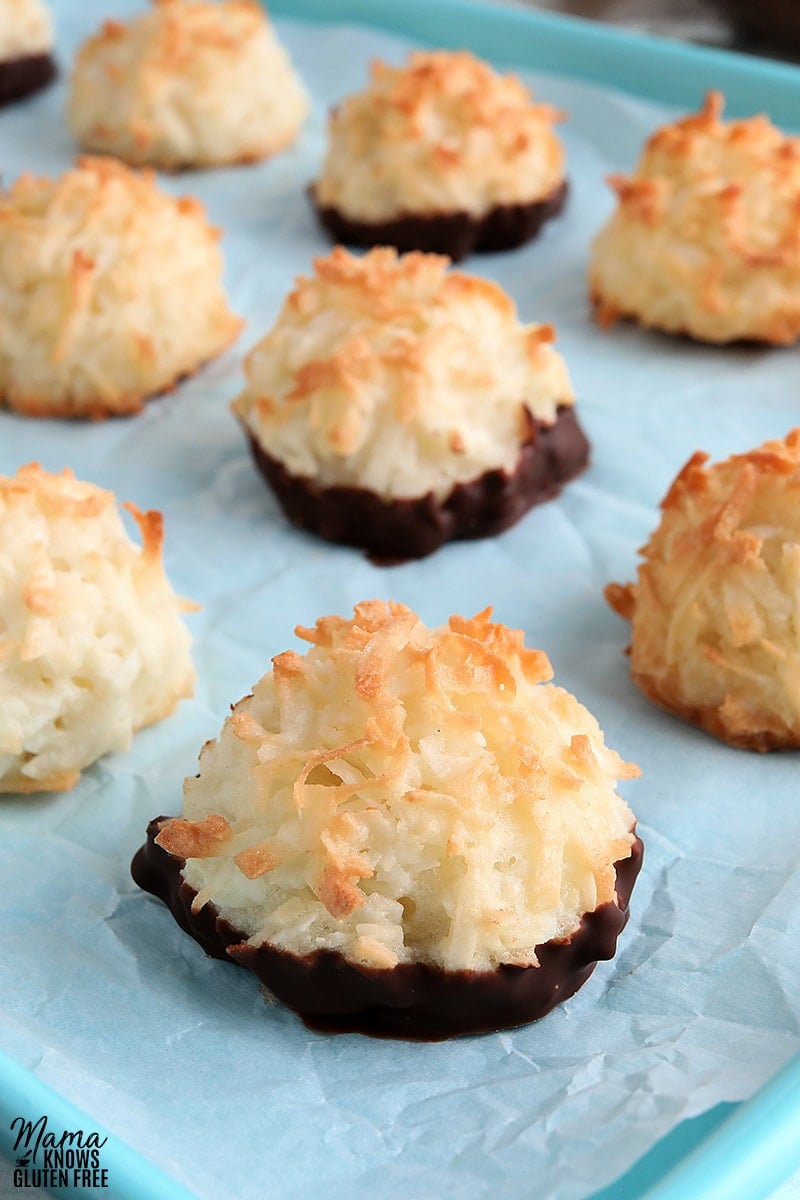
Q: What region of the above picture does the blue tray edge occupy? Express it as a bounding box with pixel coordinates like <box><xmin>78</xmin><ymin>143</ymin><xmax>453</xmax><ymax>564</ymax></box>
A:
<box><xmin>3</xmin><ymin>1039</ymin><xmax>799</xmax><ymax>1200</ymax></box>
<box><xmin>641</xmin><ymin>1053</ymin><xmax>800</xmax><ymax>1200</ymax></box>
<box><xmin>0</xmin><ymin>1049</ymin><xmax>198</xmax><ymax>1200</ymax></box>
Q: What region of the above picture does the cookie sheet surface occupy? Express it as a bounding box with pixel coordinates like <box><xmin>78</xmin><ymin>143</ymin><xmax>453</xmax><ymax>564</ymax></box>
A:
<box><xmin>1</xmin><ymin>5</ymin><xmax>800</xmax><ymax>1199</ymax></box>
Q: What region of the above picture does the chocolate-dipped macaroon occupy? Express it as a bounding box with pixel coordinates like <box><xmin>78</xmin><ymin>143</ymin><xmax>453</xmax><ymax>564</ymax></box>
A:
<box><xmin>0</xmin><ymin>0</ymin><xmax>56</xmax><ymax>106</ymax></box>
<box><xmin>132</xmin><ymin>601</ymin><xmax>642</xmax><ymax>1040</ymax></box>
<box><xmin>310</xmin><ymin>50</ymin><xmax>567</xmax><ymax>261</ymax></box>
<box><xmin>232</xmin><ymin>246</ymin><xmax>589</xmax><ymax>562</ymax></box>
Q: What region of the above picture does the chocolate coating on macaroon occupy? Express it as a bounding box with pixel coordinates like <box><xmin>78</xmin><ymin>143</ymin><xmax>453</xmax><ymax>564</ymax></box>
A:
<box><xmin>313</xmin><ymin>50</ymin><xmax>567</xmax><ymax>262</ymax></box>
<box><xmin>0</xmin><ymin>51</ymin><xmax>55</xmax><ymax>105</ymax></box>
<box><xmin>245</xmin><ymin>403</ymin><xmax>589</xmax><ymax>563</ymax></box>
<box><xmin>310</xmin><ymin>180</ymin><xmax>568</xmax><ymax>262</ymax></box>
<box><xmin>132</xmin><ymin>818</ymin><xmax>643</xmax><ymax>1040</ymax></box>
<box><xmin>131</xmin><ymin>603</ymin><xmax>641</xmax><ymax>1038</ymax></box>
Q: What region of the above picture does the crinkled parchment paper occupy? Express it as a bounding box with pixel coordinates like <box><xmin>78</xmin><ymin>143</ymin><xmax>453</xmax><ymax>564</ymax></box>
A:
<box><xmin>2</xmin><ymin>4</ymin><xmax>800</xmax><ymax>1198</ymax></box>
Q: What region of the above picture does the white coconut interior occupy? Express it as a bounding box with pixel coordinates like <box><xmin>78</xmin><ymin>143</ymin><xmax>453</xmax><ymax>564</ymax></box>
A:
<box><xmin>0</xmin><ymin>0</ymin><xmax>52</xmax><ymax>59</ymax></box>
<box><xmin>162</xmin><ymin>602</ymin><xmax>639</xmax><ymax>973</ymax></box>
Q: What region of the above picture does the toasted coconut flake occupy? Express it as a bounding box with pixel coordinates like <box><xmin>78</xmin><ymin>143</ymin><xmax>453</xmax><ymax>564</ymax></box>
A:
<box><xmin>156</xmin><ymin>814</ymin><xmax>231</xmax><ymax>859</ymax></box>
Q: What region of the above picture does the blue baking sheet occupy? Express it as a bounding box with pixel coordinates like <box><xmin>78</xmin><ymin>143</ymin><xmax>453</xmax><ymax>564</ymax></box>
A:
<box><xmin>2</xmin><ymin>3</ymin><xmax>800</xmax><ymax>1200</ymax></box>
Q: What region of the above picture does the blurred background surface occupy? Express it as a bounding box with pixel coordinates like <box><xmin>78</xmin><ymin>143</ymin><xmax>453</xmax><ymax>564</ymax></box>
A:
<box><xmin>523</xmin><ymin>0</ymin><xmax>800</xmax><ymax>59</ymax></box>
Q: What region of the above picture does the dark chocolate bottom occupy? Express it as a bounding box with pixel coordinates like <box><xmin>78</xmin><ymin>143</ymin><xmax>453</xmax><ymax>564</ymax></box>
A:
<box><xmin>0</xmin><ymin>53</ymin><xmax>56</xmax><ymax>106</ymax></box>
<box><xmin>131</xmin><ymin>818</ymin><xmax>642</xmax><ymax>1041</ymax></box>
<box><xmin>244</xmin><ymin>405</ymin><xmax>590</xmax><ymax>564</ymax></box>
<box><xmin>310</xmin><ymin>181</ymin><xmax>568</xmax><ymax>262</ymax></box>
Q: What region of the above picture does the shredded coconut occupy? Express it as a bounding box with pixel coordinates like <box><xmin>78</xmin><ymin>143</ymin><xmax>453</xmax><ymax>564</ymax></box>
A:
<box><xmin>590</xmin><ymin>92</ymin><xmax>800</xmax><ymax>344</ymax></box>
<box><xmin>0</xmin><ymin>156</ymin><xmax>243</xmax><ymax>417</ymax></box>
<box><xmin>162</xmin><ymin>601</ymin><xmax>639</xmax><ymax>972</ymax></box>
<box><xmin>68</xmin><ymin>0</ymin><xmax>309</xmax><ymax>169</ymax></box>
<box><xmin>0</xmin><ymin>464</ymin><xmax>195</xmax><ymax>792</ymax></box>
<box><xmin>608</xmin><ymin>429</ymin><xmax>800</xmax><ymax>750</ymax></box>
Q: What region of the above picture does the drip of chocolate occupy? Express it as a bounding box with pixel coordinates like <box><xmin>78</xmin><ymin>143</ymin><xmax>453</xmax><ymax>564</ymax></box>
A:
<box><xmin>132</xmin><ymin>819</ymin><xmax>642</xmax><ymax>1041</ymax></box>
<box><xmin>310</xmin><ymin>181</ymin><xmax>568</xmax><ymax>262</ymax></box>
<box><xmin>0</xmin><ymin>53</ymin><xmax>56</xmax><ymax>107</ymax></box>
<box><xmin>244</xmin><ymin>404</ymin><xmax>590</xmax><ymax>565</ymax></box>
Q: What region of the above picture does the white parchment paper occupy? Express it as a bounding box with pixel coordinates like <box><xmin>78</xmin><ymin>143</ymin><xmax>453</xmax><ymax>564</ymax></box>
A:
<box><xmin>2</xmin><ymin>4</ymin><xmax>800</xmax><ymax>1198</ymax></box>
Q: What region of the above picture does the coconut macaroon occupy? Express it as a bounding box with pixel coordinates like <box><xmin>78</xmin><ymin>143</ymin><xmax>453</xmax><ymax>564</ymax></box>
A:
<box><xmin>590</xmin><ymin>92</ymin><xmax>800</xmax><ymax>345</ymax></box>
<box><xmin>0</xmin><ymin>156</ymin><xmax>243</xmax><ymax>419</ymax></box>
<box><xmin>606</xmin><ymin>431</ymin><xmax>800</xmax><ymax>751</ymax></box>
<box><xmin>67</xmin><ymin>0</ymin><xmax>309</xmax><ymax>171</ymax></box>
<box><xmin>0</xmin><ymin>0</ymin><xmax>55</xmax><ymax>105</ymax></box>
<box><xmin>0</xmin><ymin>464</ymin><xmax>195</xmax><ymax>794</ymax></box>
<box><xmin>311</xmin><ymin>50</ymin><xmax>567</xmax><ymax>261</ymax></box>
<box><xmin>132</xmin><ymin>601</ymin><xmax>642</xmax><ymax>1039</ymax></box>
<box><xmin>233</xmin><ymin>246</ymin><xmax>589</xmax><ymax>561</ymax></box>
